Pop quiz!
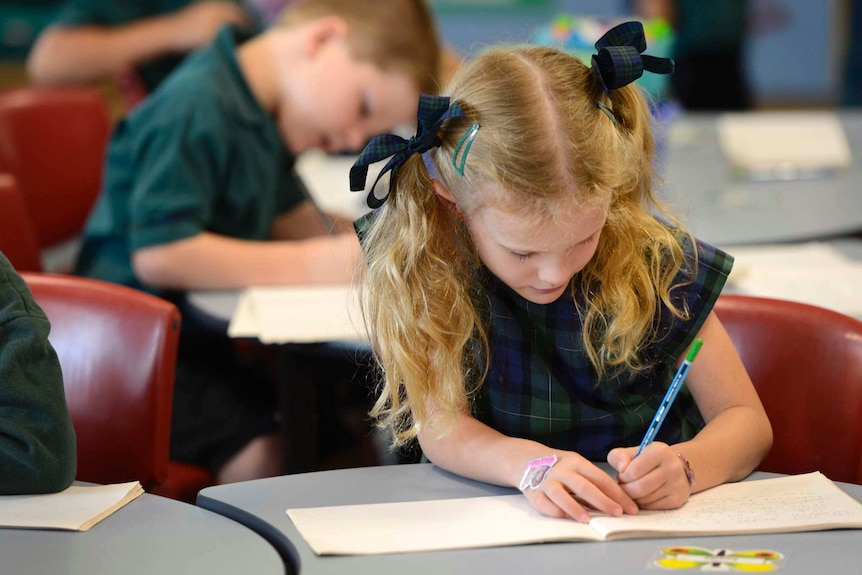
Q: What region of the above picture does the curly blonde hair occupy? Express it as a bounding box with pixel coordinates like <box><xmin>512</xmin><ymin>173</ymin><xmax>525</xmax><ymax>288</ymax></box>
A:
<box><xmin>358</xmin><ymin>45</ymin><xmax>693</xmax><ymax>446</ymax></box>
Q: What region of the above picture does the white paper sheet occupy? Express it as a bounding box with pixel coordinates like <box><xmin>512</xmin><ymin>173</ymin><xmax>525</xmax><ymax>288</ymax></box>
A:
<box><xmin>718</xmin><ymin>112</ymin><xmax>852</xmax><ymax>179</ymax></box>
<box><xmin>227</xmin><ymin>285</ymin><xmax>367</xmax><ymax>344</ymax></box>
<box><xmin>725</xmin><ymin>242</ymin><xmax>862</xmax><ymax>319</ymax></box>
<box><xmin>0</xmin><ymin>481</ymin><xmax>144</xmax><ymax>531</ymax></box>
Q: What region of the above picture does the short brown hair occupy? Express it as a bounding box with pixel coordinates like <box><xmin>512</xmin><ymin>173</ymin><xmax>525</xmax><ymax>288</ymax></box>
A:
<box><xmin>279</xmin><ymin>0</ymin><xmax>441</xmax><ymax>94</ymax></box>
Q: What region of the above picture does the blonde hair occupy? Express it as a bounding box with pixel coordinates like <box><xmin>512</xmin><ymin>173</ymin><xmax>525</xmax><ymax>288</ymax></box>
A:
<box><xmin>278</xmin><ymin>0</ymin><xmax>441</xmax><ymax>94</ymax></box>
<box><xmin>360</xmin><ymin>45</ymin><xmax>693</xmax><ymax>446</ymax></box>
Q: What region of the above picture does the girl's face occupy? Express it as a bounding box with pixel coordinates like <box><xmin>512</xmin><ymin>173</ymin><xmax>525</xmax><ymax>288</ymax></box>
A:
<box><xmin>462</xmin><ymin>188</ymin><xmax>608</xmax><ymax>305</ymax></box>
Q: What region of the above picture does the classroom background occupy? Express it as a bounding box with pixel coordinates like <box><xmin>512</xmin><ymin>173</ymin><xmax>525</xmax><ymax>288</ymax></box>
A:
<box><xmin>0</xmin><ymin>0</ymin><xmax>851</xmax><ymax>108</ymax></box>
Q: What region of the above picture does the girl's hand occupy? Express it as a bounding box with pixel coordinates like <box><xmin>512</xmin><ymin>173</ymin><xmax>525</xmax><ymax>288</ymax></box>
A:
<box><xmin>520</xmin><ymin>451</ymin><xmax>639</xmax><ymax>522</ymax></box>
<box><xmin>608</xmin><ymin>443</ymin><xmax>693</xmax><ymax>509</ymax></box>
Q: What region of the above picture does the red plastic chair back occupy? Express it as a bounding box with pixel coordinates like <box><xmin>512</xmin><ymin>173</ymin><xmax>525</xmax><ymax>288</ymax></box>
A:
<box><xmin>22</xmin><ymin>273</ymin><xmax>179</xmax><ymax>488</ymax></box>
<box><xmin>0</xmin><ymin>87</ymin><xmax>112</xmax><ymax>247</ymax></box>
<box><xmin>0</xmin><ymin>173</ymin><xmax>42</xmax><ymax>271</ymax></box>
<box><xmin>715</xmin><ymin>295</ymin><xmax>862</xmax><ymax>484</ymax></box>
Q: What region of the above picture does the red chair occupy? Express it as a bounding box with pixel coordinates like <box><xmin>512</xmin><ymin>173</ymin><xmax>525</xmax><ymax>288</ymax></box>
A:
<box><xmin>0</xmin><ymin>173</ymin><xmax>41</xmax><ymax>272</ymax></box>
<box><xmin>0</xmin><ymin>87</ymin><xmax>112</xmax><ymax>249</ymax></box>
<box><xmin>714</xmin><ymin>294</ymin><xmax>862</xmax><ymax>484</ymax></box>
<box><xmin>22</xmin><ymin>272</ymin><xmax>215</xmax><ymax>502</ymax></box>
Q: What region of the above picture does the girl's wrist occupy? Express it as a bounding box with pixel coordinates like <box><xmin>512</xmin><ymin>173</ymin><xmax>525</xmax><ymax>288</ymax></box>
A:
<box><xmin>676</xmin><ymin>452</ymin><xmax>696</xmax><ymax>487</ymax></box>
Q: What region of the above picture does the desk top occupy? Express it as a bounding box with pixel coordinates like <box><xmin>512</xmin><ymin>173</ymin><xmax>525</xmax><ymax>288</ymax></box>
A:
<box><xmin>661</xmin><ymin>111</ymin><xmax>862</xmax><ymax>246</ymax></box>
<box><xmin>3</xmin><ymin>491</ymin><xmax>284</xmax><ymax>575</ymax></box>
<box><xmin>198</xmin><ymin>463</ymin><xmax>862</xmax><ymax>575</ymax></box>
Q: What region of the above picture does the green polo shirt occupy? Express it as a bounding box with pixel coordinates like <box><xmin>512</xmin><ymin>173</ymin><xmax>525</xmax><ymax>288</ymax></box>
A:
<box><xmin>49</xmin><ymin>0</ymin><xmax>255</xmax><ymax>91</ymax></box>
<box><xmin>0</xmin><ymin>252</ymin><xmax>77</xmax><ymax>495</ymax></box>
<box><xmin>75</xmin><ymin>26</ymin><xmax>305</xmax><ymax>294</ymax></box>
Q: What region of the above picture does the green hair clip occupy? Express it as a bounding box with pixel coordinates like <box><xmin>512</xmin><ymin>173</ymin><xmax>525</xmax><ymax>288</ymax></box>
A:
<box><xmin>452</xmin><ymin>123</ymin><xmax>480</xmax><ymax>176</ymax></box>
<box><xmin>597</xmin><ymin>101</ymin><xmax>616</xmax><ymax>126</ymax></box>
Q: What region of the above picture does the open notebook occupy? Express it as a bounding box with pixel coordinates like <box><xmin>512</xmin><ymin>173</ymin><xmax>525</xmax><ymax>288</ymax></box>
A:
<box><xmin>0</xmin><ymin>481</ymin><xmax>143</xmax><ymax>532</ymax></box>
<box><xmin>287</xmin><ymin>472</ymin><xmax>862</xmax><ymax>555</ymax></box>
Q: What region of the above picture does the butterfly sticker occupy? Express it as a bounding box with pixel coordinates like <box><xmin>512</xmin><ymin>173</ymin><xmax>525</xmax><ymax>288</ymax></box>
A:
<box><xmin>654</xmin><ymin>546</ymin><xmax>785</xmax><ymax>572</ymax></box>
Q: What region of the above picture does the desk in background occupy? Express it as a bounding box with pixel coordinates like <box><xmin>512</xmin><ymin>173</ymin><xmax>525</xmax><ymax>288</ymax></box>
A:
<box><xmin>197</xmin><ymin>463</ymin><xmax>862</xmax><ymax>575</ymax></box>
<box><xmin>661</xmin><ymin>111</ymin><xmax>862</xmax><ymax>246</ymax></box>
<box><xmin>3</xmin><ymin>491</ymin><xmax>283</xmax><ymax>575</ymax></box>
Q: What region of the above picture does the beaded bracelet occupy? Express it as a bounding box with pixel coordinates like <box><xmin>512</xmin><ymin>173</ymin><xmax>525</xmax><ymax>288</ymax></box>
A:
<box><xmin>677</xmin><ymin>452</ymin><xmax>696</xmax><ymax>487</ymax></box>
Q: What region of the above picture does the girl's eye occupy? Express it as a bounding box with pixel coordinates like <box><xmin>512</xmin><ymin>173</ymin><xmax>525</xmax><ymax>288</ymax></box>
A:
<box><xmin>579</xmin><ymin>233</ymin><xmax>597</xmax><ymax>246</ymax></box>
<box><xmin>512</xmin><ymin>252</ymin><xmax>532</xmax><ymax>261</ymax></box>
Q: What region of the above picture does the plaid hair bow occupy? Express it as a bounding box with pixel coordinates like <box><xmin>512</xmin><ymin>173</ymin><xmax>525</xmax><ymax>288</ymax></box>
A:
<box><xmin>591</xmin><ymin>21</ymin><xmax>674</xmax><ymax>96</ymax></box>
<box><xmin>350</xmin><ymin>94</ymin><xmax>464</xmax><ymax>208</ymax></box>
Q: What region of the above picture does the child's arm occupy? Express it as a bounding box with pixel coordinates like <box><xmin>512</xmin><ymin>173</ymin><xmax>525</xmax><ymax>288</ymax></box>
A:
<box><xmin>610</xmin><ymin>311</ymin><xmax>773</xmax><ymax>509</ymax></box>
<box><xmin>131</xmin><ymin>230</ymin><xmax>360</xmax><ymax>290</ymax></box>
<box><xmin>418</xmin><ymin>404</ymin><xmax>639</xmax><ymax>523</ymax></box>
<box><xmin>27</xmin><ymin>2</ymin><xmax>249</xmax><ymax>85</ymax></box>
<box><xmin>268</xmin><ymin>201</ymin><xmax>355</xmax><ymax>239</ymax></box>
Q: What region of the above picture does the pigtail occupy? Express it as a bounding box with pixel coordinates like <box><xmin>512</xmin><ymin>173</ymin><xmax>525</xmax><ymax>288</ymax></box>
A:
<box><xmin>574</xmin><ymin>23</ymin><xmax>695</xmax><ymax>377</ymax></box>
<box><xmin>358</xmin><ymin>143</ymin><xmax>486</xmax><ymax>446</ymax></box>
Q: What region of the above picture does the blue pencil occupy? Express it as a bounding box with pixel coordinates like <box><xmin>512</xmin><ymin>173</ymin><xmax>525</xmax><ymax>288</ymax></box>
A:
<box><xmin>635</xmin><ymin>338</ymin><xmax>704</xmax><ymax>456</ymax></box>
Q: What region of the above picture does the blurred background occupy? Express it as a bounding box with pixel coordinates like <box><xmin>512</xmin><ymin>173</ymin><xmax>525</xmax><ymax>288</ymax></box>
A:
<box><xmin>0</xmin><ymin>0</ymin><xmax>855</xmax><ymax>108</ymax></box>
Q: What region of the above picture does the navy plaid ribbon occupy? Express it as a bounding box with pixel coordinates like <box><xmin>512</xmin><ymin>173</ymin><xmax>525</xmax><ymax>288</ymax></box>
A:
<box><xmin>591</xmin><ymin>21</ymin><xmax>674</xmax><ymax>96</ymax></box>
<box><xmin>350</xmin><ymin>94</ymin><xmax>464</xmax><ymax>208</ymax></box>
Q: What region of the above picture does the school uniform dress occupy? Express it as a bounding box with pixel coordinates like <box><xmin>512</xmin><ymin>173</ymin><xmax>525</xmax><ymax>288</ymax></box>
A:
<box><xmin>0</xmin><ymin>252</ymin><xmax>77</xmax><ymax>494</ymax></box>
<box><xmin>76</xmin><ymin>25</ymin><xmax>307</xmax><ymax>472</ymax></box>
<box><xmin>47</xmin><ymin>0</ymin><xmax>256</xmax><ymax>94</ymax></box>
<box><xmin>474</xmin><ymin>237</ymin><xmax>733</xmax><ymax>460</ymax></box>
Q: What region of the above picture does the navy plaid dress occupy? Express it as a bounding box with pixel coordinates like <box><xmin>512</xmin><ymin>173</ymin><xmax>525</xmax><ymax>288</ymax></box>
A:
<box><xmin>472</xmin><ymin>236</ymin><xmax>733</xmax><ymax>460</ymax></box>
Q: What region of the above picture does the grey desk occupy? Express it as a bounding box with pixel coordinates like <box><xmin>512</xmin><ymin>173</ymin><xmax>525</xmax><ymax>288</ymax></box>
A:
<box><xmin>4</xmin><ymin>491</ymin><xmax>284</xmax><ymax>575</ymax></box>
<box><xmin>198</xmin><ymin>462</ymin><xmax>862</xmax><ymax>575</ymax></box>
<box><xmin>660</xmin><ymin>112</ymin><xmax>862</xmax><ymax>246</ymax></box>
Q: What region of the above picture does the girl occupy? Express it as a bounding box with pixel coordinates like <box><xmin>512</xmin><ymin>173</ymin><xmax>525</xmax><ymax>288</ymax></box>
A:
<box><xmin>350</xmin><ymin>22</ymin><xmax>772</xmax><ymax>522</ymax></box>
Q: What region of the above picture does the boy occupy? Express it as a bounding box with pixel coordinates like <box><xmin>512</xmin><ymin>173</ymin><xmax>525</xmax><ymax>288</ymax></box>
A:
<box><xmin>75</xmin><ymin>0</ymin><xmax>441</xmax><ymax>484</ymax></box>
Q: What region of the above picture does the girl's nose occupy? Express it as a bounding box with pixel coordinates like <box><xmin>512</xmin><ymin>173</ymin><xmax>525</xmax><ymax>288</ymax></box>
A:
<box><xmin>536</xmin><ymin>258</ymin><xmax>573</xmax><ymax>287</ymax></box>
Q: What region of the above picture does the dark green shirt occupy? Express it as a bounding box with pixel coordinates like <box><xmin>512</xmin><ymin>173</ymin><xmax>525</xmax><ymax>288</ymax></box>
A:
<box><xmin>75</xmin><ymin>26</ymin><xmax>306</xmax><ymax>294</ymax></box>
<box><xmin>0</xmin><ymin>252</ymin><xmax>77</xmax><ymax>495</ymax></box>
<box><xmin>49</xmin><ymin>0</ymin><xmax>257</xmax><ymax>92</ymax></box>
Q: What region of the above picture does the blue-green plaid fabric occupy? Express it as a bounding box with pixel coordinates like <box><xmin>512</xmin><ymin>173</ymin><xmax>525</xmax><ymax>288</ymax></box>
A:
<box><xmin>472</xmin><ymin>236</ymin><xmax>733</xmax><ymax>460</ymax></box>
<box><xmin>592</xmin><ymin>21</ymin><xmax>675</xmax><ymax>95</ymax></box>
<box><xmin>350</xmin><ymin>94</ymin><xmax>464</xmax><ymax>208</ymax></box>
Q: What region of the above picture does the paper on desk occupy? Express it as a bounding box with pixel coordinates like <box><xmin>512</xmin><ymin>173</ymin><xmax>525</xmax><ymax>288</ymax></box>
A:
<box><xmin>295</xmin><ymin>151</ymin><xmax>370</xmax><ymax>222</ymax></box>
<box><xmin>228</xmin><ymin>285</ymin><xmax>367</xmax><ymax>344</ymax></box>
<box><xmin>0</xmin><ymin>481</ymin><xmax>144</xmax><ymax>532</ymax></box>
<box><xmin>718</xmin><ymin>112</ymin><xmax>852</xmax><ymax>179</ymax></box>
<box><xmin>288</xmin><ymin>494</ymin><xmax>599</xmax><ymax>555</ymax></box>
<box><xmin>287</xmin><ymin>473</ymin><xmax>862</xmax><ymax>555</ymax></box>
<box><xmin>725</xmin><ymin>242</ymin><xmax>862</xmax><ymax>319</ymax></box>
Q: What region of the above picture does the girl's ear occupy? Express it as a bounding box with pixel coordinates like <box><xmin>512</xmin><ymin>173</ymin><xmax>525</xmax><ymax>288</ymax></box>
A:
<box><xmin>431</xmin><ymin>178</ymin><xmax>462</xmax><ymax>218</ymax></box>
<box><xmin>431</xmin><ymin>178</ymin><xmax>455</xmax><ymax>202</ymax></box>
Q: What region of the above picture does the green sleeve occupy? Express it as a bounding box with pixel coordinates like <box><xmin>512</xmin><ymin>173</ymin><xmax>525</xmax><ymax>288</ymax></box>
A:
<box><xmin>0</xmin><ymin>254</ymin><xmax>77</xmax><ymax>494</ymax></box>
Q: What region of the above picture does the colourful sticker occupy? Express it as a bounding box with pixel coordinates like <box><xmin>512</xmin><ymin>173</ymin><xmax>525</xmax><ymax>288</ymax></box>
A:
<box><xmin>654</xmin><ymin>546</ymin><xmax>785</xmax><ymax>572</ymax></box>
<box><xmin>518</xmin><ymin>455</ymin><xmax>558</xmax><ymax>491</ymax></box>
